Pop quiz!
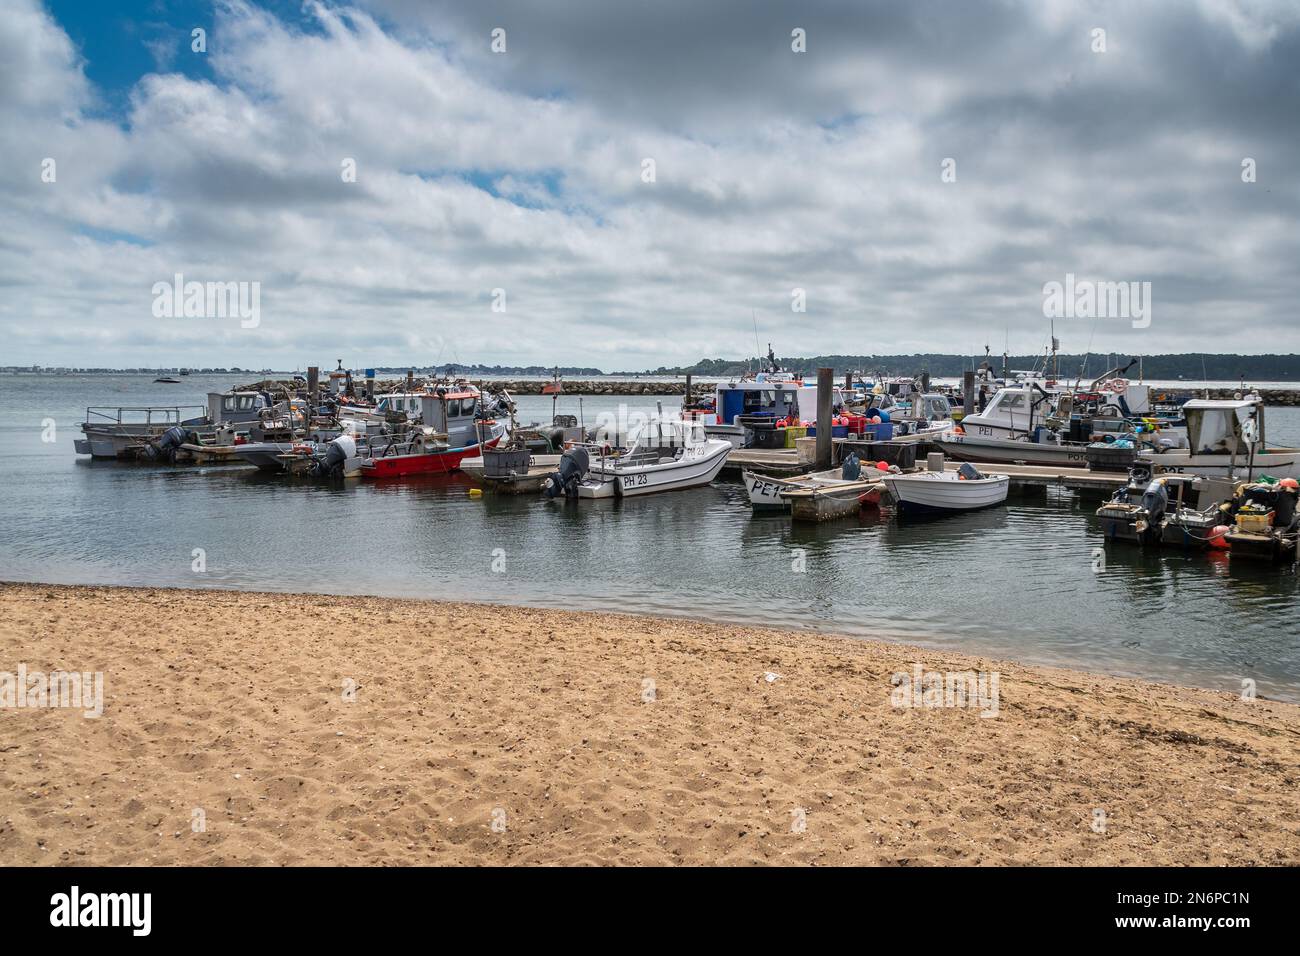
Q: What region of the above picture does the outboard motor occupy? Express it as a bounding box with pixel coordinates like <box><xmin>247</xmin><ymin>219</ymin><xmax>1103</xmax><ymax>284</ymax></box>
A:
<box><xmin>542</xmin><ymin>445</ymin><xmax>590</xmax><ymax>499</ymax></box>
<box><xmin>311</xmin><ymin>435</ymin><xmax>357</xmax><ymax>480</ymax></box>
<box><xmin>1141</xmin><ymin>478</ymin><xmax>1169</xmax><ymax>527</ymax></box>
<box><xmin>841</xmin><ymin>452</ymin><xmax>861</xmax><ymax>481</ymax></box>
<box><xmin>144</xmin><ymin>425</ymin><xmax>193</xmax><ymax>463</ymax></box>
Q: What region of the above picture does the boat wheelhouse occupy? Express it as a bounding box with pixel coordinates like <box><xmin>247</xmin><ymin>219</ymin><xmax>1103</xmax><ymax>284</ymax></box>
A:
<box><xmin>1142</xmin><ymin>397</ymin><xmax>1300</xmax><ymax>479</ymax></box>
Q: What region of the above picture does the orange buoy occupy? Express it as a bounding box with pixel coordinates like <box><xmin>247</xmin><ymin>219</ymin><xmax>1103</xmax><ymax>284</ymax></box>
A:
<box><xmin>1208</xmin><ymin>525</ymin><xmax>1231</xmax><ymax>550</ymax></box>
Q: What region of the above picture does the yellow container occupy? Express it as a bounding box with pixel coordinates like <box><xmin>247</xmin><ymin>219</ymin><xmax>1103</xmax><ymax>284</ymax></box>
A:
<box><xmin>1236</xmin><ymin>510</ymin><xmax>1274</xmax><ymax>534</ymax></box>
<box><xmin>784</xmin><ymin>426</ymin><xmax>808</xmax><ymax>448</ymax></box>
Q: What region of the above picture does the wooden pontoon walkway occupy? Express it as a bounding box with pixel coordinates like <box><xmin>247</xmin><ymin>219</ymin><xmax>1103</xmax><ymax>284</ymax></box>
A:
<box><xmin>723</xmin><ymin>447</ymin><xmax>1126</xmax><ymax>494</ymax></box>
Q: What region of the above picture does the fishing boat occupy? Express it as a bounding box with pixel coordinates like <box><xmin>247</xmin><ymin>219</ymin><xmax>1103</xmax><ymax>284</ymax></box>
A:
<box><xmin>934</xmin><ymin>378</ymin><xmax>1185</xmax><ymax>467</ymax></box>
<box><xmin>1221</xmin><ymin>478</ymin><xmax>1300</xmax><ymax>562</ymax></box>
<box><xmin>882</xmin><ymin>463</ymin><xmax>1009</xmax><ymax>514</ymax></box>
<box><xmin>359</xmin><ymin>386</ymin><xmax>506</xmax><ymax>478</ymax></box>
<box><xmin>74</xmin><ymin>406</ymin><xmax>209</xmax><ymax>459</ymax></box>
<box><xmin>74</xmin><ymin>388</ymin><xmax>278</xmax><ymax>459</ymax></box>
<box><xmin>1096</xmin><ymin>466</ymin><xmax>1167</xmax><ymax>545</ymax></box>
<box><xmin>1139</xmin><ymin>397</ymin><xmax>1300</xmax><ymax>479</ymax></box>
<box><xmin>685</xmin><ymin>345</ymin><xmax>847</xmax><ymax>449</ymax></box>
<box><xmin>777</xmin><ymin>463</ymin><xmax>886</xmax><ymax>522</ymax></box>
<box><xmin>462</xmin><ymin>453</ymin><xmax>562</xmax><ymax>494</ymax></box>
<box><xmin>742</xmin><ymin>463</ymin><xmax>885</xmax><ymax>517</ymax></box>
<box><xmin>542</xmin><ymin>416</ymin><xmax>730</xmax><ymax>499</ymax></box>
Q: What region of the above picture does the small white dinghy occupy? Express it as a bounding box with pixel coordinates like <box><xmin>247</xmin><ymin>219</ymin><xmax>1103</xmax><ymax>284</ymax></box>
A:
<box><xmin>882</xmin><ymin>462</ymin><xmax>1009</xmax><ymax>514</ymax></box>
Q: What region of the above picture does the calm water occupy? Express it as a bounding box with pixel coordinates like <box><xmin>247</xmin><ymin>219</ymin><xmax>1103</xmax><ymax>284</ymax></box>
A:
<box><xmin>3</xmin><ymin>374</ymin><xmax>1299</xmax><ymax>701</ymax></box>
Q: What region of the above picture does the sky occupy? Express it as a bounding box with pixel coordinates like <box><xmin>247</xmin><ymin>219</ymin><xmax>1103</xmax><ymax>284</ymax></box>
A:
<box><xmin>1</xmin><ymin>0</ymin><xmax>1298</xmax><ymax>370</ymax></box>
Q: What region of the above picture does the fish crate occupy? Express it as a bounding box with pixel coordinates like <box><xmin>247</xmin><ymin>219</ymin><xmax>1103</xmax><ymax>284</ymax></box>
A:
<box><xmin>1235</xmin><ymin>510</ymin><xmax>1275</xmax><ymax>534</ymax></box>
<box><xmin>783</xmin><ymin>426</ymin><xmax>808</xmax><ymax>448</ymax></box>
<box><xmin>482</xmin><ymin>446</ymin><xmax>532</xmax><ymax>477</ymax></box>
<box><xmin>1085</xmin><ymin>443</ymin><xmax>1139</xmax><ymax>472</ymax></box>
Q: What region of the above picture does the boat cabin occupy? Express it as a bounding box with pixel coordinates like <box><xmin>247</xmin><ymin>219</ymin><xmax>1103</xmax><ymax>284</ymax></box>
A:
<box><xmin>713</xmin><ymin>374</ymin><xmax>804</xmax><ymax>425</ymax></box>
<box><xmin>374</xmin><ymin>393</ymin><xmax>424</xmax><ymax>418</ymax></box>
<box><xmin>207</xmin><ymin>390</ymin><xmax>270</xmax><ymax>426</ymax></box>
<box><xmin>419</xmin><ymin>389</ymin><xmax>485</xmax><ymax>447</ymax></box>
<box><xmin>1183</xmin><ymin>398</ymin><xmax>1266</xmax><ymax>456</ymax></box>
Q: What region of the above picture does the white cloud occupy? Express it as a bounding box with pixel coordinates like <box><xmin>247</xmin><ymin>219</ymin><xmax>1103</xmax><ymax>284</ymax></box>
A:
<box><xmin>1</xmin><ymin>0</ymin><xmax>1298</xmax><ymax>370</ymax></box>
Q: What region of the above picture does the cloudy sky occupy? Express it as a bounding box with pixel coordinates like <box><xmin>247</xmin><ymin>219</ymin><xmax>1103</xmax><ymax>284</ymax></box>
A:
<box><xmin>2</xmin><ymin>0</ymin><xmax>1298</xmax><ymax>370</ymax></box>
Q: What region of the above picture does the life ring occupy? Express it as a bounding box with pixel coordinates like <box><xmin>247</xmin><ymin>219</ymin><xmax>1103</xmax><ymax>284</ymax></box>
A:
<box><xmin>1108</xmin><ymin>378</ymin><xmax>1128</xmax><ymax>395</ymax></box>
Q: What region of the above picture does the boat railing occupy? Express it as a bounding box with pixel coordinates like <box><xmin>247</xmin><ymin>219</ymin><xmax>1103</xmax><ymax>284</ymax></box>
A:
<box><xmin>84</xmin><ymin>405</ymin><xmax>207</xmax><ymax>427</ymax></box>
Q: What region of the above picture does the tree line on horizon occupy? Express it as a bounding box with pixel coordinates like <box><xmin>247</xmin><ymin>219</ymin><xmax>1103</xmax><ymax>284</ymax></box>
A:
<box><xmin>627</xmin><ymin>353</ymin><xmax>1300</xmax><ymax>381</ymax></box>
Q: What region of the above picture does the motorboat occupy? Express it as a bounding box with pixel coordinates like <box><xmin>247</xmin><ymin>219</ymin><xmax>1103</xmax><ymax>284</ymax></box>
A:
<box><xmin>684</xmin><ymin>345</ymin><xmax>847</xmax><ymax>449</ymax></box>
<box><xmin>934</xmin><ymin>379</ymin><xmax>1186</xmax><ymax>467</ymax></box>
<box><xmin>1221</xmin><ymin>478</ymin><xmax>1300</xmax><ymax>562</ymax></box>
<box><xmin>542</xmin><ymin>416</ymin><xmax>731</xmax><ymax>499</ymax></box>
<box><xmin>359</xmin><ymin>386</ymin><xmax>506</xmax><ymax>478</ymax></box>
<box><xmin>882</xmin><ymin>462</ymin><xmax>1010</xmax><ymax>514</ymax></box>
<box><xmin>1139</xmin><ymin>397</ymin><xmax>1300</xmax><ymax>479</ymax></box>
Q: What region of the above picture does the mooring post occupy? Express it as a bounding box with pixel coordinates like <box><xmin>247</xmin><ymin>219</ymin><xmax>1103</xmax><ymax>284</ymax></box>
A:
<box><xmin>816</xmin><ymin>366</ymin><xmax>833</xmax><ymax>469</ymax></box>
<box><xmin>307</xmin><ymin>366</ymin><xmax>319</xmax><ymax>415</ymax></box>
<box><xmin>963</xmin><ymin>370</ymin><xmax>975</xmax><ymax>421</ymax></box>
<box><xmin>684</xmin><ymin>373</ymin><xmax>692</xmax><ymax>409</ymax></box>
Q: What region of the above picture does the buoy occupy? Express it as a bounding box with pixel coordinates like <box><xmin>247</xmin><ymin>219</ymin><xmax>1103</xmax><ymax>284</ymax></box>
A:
<box><xmin>468</xmin><ymin>488</ymin><xmax>483</xmax><ymax>498</ymax></box>
<box><xmin>876</xmin><ymin>460</ymin><xmax>890</xmax><ymax>471</ymax></box>
<box><xmin>1208</xmin><ymin>525</ymin><xmax>1230</xmax><ymax>549</ymax></box>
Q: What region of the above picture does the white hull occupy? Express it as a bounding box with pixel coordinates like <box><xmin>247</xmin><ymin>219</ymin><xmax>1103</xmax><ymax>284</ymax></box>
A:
<box><xmin>579</xmin><ymin>440</ymin><xmax>731</xmax><ymax>498</ymax></box>
<box><xmin>882</xmin><ymin>471</ymin><xmax>1010</xmax><ymax>513</ymax></box>
<box><xmin>1144</xmin><ymin>450</ymin><xmax>1300</xmax><ymax>480</ymax></box>
<box><xmin>934</xmin><ymin>432</ymin><xmax>1090</xmax><ymax>467</ymax></box>
<box><xmin>743</xmin><ymin>469</ymin><xmax>792</xmax><ymax>509</ymax></box>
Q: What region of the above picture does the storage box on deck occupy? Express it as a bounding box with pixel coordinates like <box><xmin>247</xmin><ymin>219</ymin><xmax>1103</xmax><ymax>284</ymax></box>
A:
<box><xmin>752</xmin><ymin>425</ymin><xmax>787</xmax><ymax>449</ymax></box>
<box><xmin>838</xmin><ymin>440</ymin><xmax>916</xmax><ymax>470</ymax></box>
<box><xmin>783</xmin><ymin>425</ymin><xmax>808</xmax><ymax>447</ymax></box>
<box><xmin>1236</xmin><ymin>511</ymin><xmax>1275</xmax><ymax>534</ymax></box>
<box><xmin>795</xmin><ymin>436</ymin><xmax>818</xmax><ymax>463</ymax></box>
<box><xmin>861</xmin><ymin>422</ymin><xmax>894</xmax><ymax>441</ymax></box>
<box><xmin>805</xmin><ymin>424</ymin><xmax>849</xmax><ymax>438</ymax></box>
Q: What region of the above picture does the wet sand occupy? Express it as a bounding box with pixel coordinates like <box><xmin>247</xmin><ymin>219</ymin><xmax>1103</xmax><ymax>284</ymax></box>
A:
<box><xmin>1</xmin><ymin>582</ymin><xmax>1296</xmax><ymax>865</ymax></box>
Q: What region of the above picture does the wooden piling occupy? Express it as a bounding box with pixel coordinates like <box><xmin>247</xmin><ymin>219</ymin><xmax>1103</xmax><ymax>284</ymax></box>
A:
<box><xmin>816</xmin><ymin>367</ymin><xmax>833</xmax><ymax>469</ymax></box>
<box><xmin>963</xmin><ymin>370</ymin><xmax>975</xmax><ymax>420</ymax></box>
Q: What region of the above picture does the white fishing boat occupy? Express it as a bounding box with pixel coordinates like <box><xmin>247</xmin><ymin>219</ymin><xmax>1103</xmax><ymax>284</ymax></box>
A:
<box><xmin>542</xmin><ymin>417</ymin><xmax>731</xmax><ymax>499</ymax></box>
<box><xmin>1140</xmin><ymin>397</ymin><xmax>1300</xmax><ymax>479</ymax></box>
<box><xmin>882</xmin><ymin>464</ymin><xmax>1010</xmax><ymax>514</ymax></box>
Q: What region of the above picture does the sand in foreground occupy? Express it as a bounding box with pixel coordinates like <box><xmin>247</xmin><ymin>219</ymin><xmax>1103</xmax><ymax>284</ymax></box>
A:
<box><xmin>1</xmin><ymin>582</ymin><xmax>1297</xmax><ymax>865</ymax></box>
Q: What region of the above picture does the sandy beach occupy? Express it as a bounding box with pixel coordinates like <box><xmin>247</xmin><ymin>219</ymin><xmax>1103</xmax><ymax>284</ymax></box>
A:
<box><xmin>1</xmin><ymin>581</ymin><xmax>1296</xmax><ymax>866</ymax></box>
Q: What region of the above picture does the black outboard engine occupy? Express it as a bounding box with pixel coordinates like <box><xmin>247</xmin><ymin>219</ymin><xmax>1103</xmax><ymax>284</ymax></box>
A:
<box><xmin>311</xmin><ymin>435</ymin><xmax>357</xmax><ymax>480</ymax></box>
<box><xmin>1141</xmin><ymin>478</ymin><xmax>1169</xmax><ymax>526</ymax></box>
<box><xmin>144</xmin><ymin>425</ymin><xmax>194</xmax><ymax>463</ymax></box>
<box><xmin>542</xmin><ymin>445</ymin><xmax>590</xmax><ymax>499</ymax></box>
<box><xmin>841</xmin><ymin>452</ymin><xmax>861</xmax><ymax>481</ymax></box>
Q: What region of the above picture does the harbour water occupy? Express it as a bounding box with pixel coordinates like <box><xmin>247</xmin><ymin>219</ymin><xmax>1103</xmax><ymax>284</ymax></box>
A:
<box><xmin>3</xmin><ymin>373</ymin><xmax>1299</xmax><ymax>701</ymax></box>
